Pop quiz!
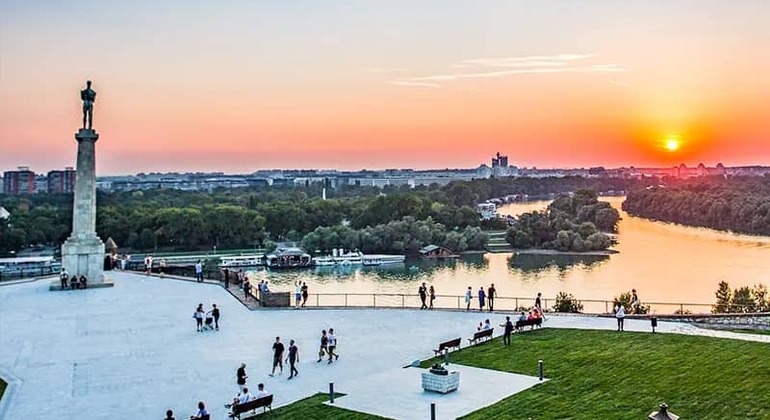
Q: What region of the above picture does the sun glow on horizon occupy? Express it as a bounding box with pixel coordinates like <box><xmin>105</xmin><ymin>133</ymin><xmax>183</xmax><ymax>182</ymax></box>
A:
<box><xmin>665</xmin><ymin>136</ymin><xmax>681</xmax><ymax>152</ymax></box>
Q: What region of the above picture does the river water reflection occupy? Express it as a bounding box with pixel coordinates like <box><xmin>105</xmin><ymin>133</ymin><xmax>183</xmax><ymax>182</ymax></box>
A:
<box><xmin>247</xmin><ymin>197</ymin><xmax>770</xmax><ymax>307</ymax></box>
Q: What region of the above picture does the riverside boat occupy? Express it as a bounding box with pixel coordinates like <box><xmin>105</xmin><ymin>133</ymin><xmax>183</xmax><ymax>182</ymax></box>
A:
<box><xmin>362</xmin><ymin>254</ymin><xmax>406</xmax><ymax>266</ymax></box>
<box><xmin>219</xmin><ymin>255</ymin><xmax>263</xmax><ymax>268</ymax></box>
<box><xmin>312</xmin><ymin>249</ymin><xmax>405</xmax><ymax>267</ymax></box>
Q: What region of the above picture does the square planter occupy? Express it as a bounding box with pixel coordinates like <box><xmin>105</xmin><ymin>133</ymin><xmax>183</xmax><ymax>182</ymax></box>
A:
<box><xmin>422</xmin><ymin>371</ymin><xmax>460</xmax><ymax>394</ymax></box>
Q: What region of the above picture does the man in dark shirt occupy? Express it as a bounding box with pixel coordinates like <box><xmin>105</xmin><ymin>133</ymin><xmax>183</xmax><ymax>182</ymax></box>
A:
<box><xmin>317</xmin><ymin>330</ymin><xmax>328</xmax><ymax>362</ymax></box>
<box><xmin>487</xmin><ymin>284</ymin><xmax>496</xmax><ymax>312</ymax></box>
<box><xmin>212</xmin><ymin>304</ymin><xmax>220</xmax><ymax>330</ymax></box>
<box><xmin>500</xmin><ymin>316</ymin><xmax>514</xmax><ymax>346</ymax></box>
<box><xmin>236</xmin><ymin>363</ymin><xmax>248</xmax><ymax>388</ymax></box>
<box><xmin>269</xmin><ymin>337</ymin><xmax>285</xmax><ymax>377</ymax></box>
<box><xmin>418</xmin><ymin>282</ymin><xmax>427</xmax><ymax>309</ymax></box>
<box><xmin>287</xmin><ymin>339</ymin><xmax>300</xmax><ymax>379</ymax></box>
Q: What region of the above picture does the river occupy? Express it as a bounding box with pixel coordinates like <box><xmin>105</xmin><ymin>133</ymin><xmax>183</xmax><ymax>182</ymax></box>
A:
<box><xmin>246</xmin><ymin>197</ymin><xmax>770</xmax><ymax>310</ymax></box>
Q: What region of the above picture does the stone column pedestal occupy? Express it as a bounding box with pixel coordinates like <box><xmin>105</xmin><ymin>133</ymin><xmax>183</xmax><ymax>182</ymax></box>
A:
<box><xmin>54</xmin><ymin>128</ymin><xmax>113</xmax><ymax>290</ymax></box>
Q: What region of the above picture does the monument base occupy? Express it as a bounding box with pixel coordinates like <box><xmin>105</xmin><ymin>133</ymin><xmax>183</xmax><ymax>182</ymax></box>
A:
<box><xmin>61</xmin><ymin>234</ymin><xmax>106</xmax><ymax>285</ymax></box>
<box><xmin>49</xmin><ymin>279</ymin><xmax>114</xmax><ymax>291</ymax></box>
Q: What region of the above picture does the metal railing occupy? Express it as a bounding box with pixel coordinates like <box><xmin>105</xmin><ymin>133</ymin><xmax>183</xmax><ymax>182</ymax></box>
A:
<box><xmin>122</xmin><ymin>265</ymin><xmax>764</xmax><ymax>315</ymax></box>
<box><xmin>0</xmin><ymin>265</ymin><xmax>61</xmax><ymax>282</ymax></box>
<box><xmin>293</xmin><ymin>293</ymin><xmax>760</xmax><ymax>315</ymax></box>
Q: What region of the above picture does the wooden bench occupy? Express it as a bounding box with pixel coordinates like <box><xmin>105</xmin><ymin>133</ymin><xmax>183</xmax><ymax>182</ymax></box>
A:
<box><xmin>468</xmin><ymin>328</ymin><xmax>494</xmax><ymax>345</ymax></box>
<box><xmin>433</xmin><ymin>337</ymin><xmax>461</xmax><ymax>356</ymax></box>
<box><xmin>515</xmin><ymin>318</ymin><xmax>543</xmax><ymax>330</ymax></box>
<box><xmin>230</xmin><ymin>394</ymin><xmax>273</xmax><ymax>419</ymax></box>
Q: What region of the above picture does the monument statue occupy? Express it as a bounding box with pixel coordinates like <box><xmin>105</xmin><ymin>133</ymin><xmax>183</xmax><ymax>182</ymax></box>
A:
<box><xmin>80</xmin><ymin>80</ymin><xmax>96</xmax><ymax>129</ymax></box>
<box><xmin>56</xmin><ymin>80</ymin><xmax>112</xmax><ymax>289</ymax></box>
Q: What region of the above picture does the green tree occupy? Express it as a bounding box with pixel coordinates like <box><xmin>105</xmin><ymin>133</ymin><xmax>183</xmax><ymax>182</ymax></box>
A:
<box><xmin>713</xmin><ymin>281</ymin><xmax>732</xmax><ymax>313</ymax></box>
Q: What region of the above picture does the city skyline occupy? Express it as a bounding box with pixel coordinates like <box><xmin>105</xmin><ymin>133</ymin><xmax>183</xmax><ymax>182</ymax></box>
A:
<box><xmin>2</xmin><ymin>1</ymin><xmax>770</xmax><ymax>174</ymax></box>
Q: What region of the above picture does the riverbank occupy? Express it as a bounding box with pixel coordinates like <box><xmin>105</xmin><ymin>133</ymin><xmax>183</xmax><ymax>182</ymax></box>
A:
<box><xmin>512</xmin><ymin>248</ymin><xmax>619</xmax><ymax>256</ymax></box>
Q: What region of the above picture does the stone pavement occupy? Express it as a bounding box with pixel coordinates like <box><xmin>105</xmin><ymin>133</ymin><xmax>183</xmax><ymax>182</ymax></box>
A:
<box><xmin>332</xmin><ymin>364</ymin><xmax>545</xmax><ymax>420</ymax></box>
<box><xmin>0</xmin><ymin>272</ymin><xmax>767</xmax><ymax>420</ymax></box>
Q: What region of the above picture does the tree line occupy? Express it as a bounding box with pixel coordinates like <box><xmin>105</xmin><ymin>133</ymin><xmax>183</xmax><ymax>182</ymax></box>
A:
<box><xmin>1</xmin><ymin>177</ymin><xmax>646</xmax><ymax>256</ymax></box>
<box><xmin>622</xmin><ymin>176</ymin><xmax>770</xmax><ymax>236</ymax></box>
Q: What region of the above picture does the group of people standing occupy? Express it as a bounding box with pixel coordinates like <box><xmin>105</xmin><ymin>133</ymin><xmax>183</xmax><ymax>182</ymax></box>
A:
<box><xmin>193</xmin><ymin>303</ymin><xmax>221</xmax><ymax>332</ymax></box>
<box><xmin>464</xmin><ymin>284</ymin><xmax>498</xmax><ymax>311</ymax></box>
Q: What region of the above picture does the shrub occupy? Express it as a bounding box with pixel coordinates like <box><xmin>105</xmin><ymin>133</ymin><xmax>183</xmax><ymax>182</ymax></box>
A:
<box><xmin>614</xmin><ymin>291</ymin><xmax>650</xmax><ymax>314</ymax></box>
<box><xmin>553</xmin><ymin>292</ymin><xmax>583</xmax><ymax>313</ymax></box>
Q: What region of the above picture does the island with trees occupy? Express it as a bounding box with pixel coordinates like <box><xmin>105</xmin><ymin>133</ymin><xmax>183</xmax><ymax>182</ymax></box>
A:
<box><xmin>505</xmin><ymin>189</ymin><xmax>620</xmax><ymax>253</ymax></box>
<box><xmin>622</xmin><ymin>176</ymin><xmax>770</xmax><ymax>236</ymax></box>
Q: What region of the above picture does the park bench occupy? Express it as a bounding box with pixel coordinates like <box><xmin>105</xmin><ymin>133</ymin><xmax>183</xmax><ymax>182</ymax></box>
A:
<box><xmin>229</xmin><ymin>394</ymin><xmax>273</xmax><ymax>419</ymax></box>
<box><xmin>468</xmin><ymin>328</ymin><xmax>494</xmax><ymax>345</ymax></box>
<box><xmin>515</xmin><ymin>318</ymin><xmax>543</xmax><ymax>331</ymax></box>
<box><xmin>433</xmin><ymin>337</ymin><xmax>461</xmax><ymax>356</ymax></box>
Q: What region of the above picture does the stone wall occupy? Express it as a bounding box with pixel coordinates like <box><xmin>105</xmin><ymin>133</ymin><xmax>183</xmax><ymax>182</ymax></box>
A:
<box><xmin>656</xmin><ymin>313</ymin><xmax>770</xmax><ymax>331</ymax></box>
<box><xmin>260</xmin><ymin>291</ymin><xmax>290</xmax><ymax>307</ymax></box>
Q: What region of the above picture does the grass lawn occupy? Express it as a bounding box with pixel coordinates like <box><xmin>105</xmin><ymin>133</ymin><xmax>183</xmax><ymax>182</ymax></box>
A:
<box><xmin>721</xmin><ymin>328</ymin><xmax>770</xmax><ymax>336</ymax></box>
<box><xmin>243</xmin><ymin>393</ymin><xmax>388</xmax><ymax>420</ymax></box>
<box><xmin>241</xmin><ymin>329</ymin><xmax>770</xmax><ymax>419</ymax></box>
<box><xmin>427</xmin><ymin>329</ymin><xmax>770</xmax><ymax>419</ymax></box>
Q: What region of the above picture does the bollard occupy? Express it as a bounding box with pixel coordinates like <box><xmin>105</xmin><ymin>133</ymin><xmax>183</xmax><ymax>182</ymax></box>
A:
<box><xmin>444</xmin><ymin>349</ymin><xmax>449</xmax><ymax>366</ymax></box>
<box><xmin>329</xmin><ymin>382</ymin><xmax>335</xmax><ymax>403</ymax></box>
<box><xmin>431</xmin><ymin>402</ymin><xmax>436</xmax><ymax>420</ymax></box>
<box><xmin>651</xmin><ymin>316</ymin><xmax>658</xmax><ymax>333</ymax></box>
<box><xmin>538</xmin><ymin>360</ymin><xmax>544</xmax><ymax>381</ymax></box>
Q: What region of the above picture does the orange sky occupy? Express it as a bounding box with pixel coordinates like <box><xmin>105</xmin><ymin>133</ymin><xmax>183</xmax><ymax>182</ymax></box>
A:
<box><xmin>1</xmin><ymin>1</ymin><xmax>769</xmax><ymax>174</ymax></box>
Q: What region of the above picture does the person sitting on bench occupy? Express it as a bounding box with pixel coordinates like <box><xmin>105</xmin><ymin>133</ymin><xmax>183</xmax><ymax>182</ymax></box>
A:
<box><xmin>190</xmin><ymin>401</ymin><xmax>208</xmax><ymax>419</ymax></box>
<box><xmin>79</xmin><ymin>275</ymin><xmax>87</xmax><ymax>289</ymax></box>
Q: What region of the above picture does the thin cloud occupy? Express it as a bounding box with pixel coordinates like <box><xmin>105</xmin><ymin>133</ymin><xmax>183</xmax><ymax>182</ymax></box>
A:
<box><xmin>367</xmin><ymin>67</ymin><xmax>409</xmax><ymax>73</ymax></box>
<box><xmin>392</xmin><ymin>53</ymin><xmax>625</xmax><ymax>87</ymax></box>
<box><xmin>411</xmin><ymin>65</ymin><xmax>625</xmax><ymax>82</ymax></box>
<box><xmin>389</xmin><ymin>80</ymin><xmax>440</xmax><ymax>88</ymax></box>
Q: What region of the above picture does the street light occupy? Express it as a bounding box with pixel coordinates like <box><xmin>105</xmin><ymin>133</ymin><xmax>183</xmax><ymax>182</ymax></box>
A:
<box><xmin>649</xmin><ymin>403</ymin><xmax>679</xmax><ymax>420</ymax></box>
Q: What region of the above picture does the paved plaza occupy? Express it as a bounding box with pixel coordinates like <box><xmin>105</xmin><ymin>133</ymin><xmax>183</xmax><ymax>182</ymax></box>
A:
<box><xmin>1</xmin><ymin>272</ymin><xmax>768</xmax><ymax>420</ymax></box>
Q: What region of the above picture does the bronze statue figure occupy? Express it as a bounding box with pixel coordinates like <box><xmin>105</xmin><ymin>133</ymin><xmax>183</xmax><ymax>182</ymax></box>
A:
<box><xmin>80</xmin><ymin>80</ymin><xmax>97</xmax><ymax>129</ymax></box>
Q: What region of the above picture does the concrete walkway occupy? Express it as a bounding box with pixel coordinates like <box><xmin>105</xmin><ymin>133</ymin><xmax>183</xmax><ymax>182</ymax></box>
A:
<box><xmin>0</xmin><ymin>272</ymin><xmax>767</xmax><ymax>420</ymax></box>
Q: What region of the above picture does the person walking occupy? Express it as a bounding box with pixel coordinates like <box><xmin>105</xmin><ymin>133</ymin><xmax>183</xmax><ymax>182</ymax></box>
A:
<box><xmin>236</xmin><ymin>363</ymin><xmax>248</xmax><ymax>390</ymax></box>
<box><xmin>243</xmin><ymin>279</ymin><xmax>250</xmax><ymax>300</ymax></box>
<box><xmin>465</xmin><ymin>287</ymin><xmax>472</xmax><ymax>311</ymax></box>
<box><xmin>487</xmin><ymin>283</ymin><xmax>496</xmax><ymax>312</ymax></box>
<box><xmin>301</xmin><ymin>282</ymin><xmax>309</xmax><ymax>307</ymax></box>
<box><xmin>317</xmin><ymin>330</ymin><xmax>329</xmax><ymax>362</ymax></box>
<box><xmin>327</xmin><ymin>328</ymin><xmax>339</xmax><ymax>364</ymax></box>
<box><xmin>223</xmin><ymin>268</ymin><xmax>230</xmax><ymax>289</ymax></box>
<box><xmin>194</xmin><ymin>260</ymin><xmax>203</xmax><ymax>283</ymax></box>
<box><xmin>193</xmin><ymin>303</ymin><xmax>204</xmax><ymax>332</ymax></box>
<box><xmin>615</xmin><ymin>302</ymin><xmax>625</xmax><ymax>332</ymax></box>
<box><xmin>294</xmin><ymin>281</ymin><xmax>302</xmax><ymax>308</ymax></box>
<box><xmin>269</xmin><ymin>337</ymin><xmax>285</xmax><ymax>377</ymax></box>
<box><xmin>418</xmin><ymin>282</ymin><xmax>428</xmax><ymax>309</ymax></box>
<box><xmin>478</xmin><ymin>287</ymin><xmax>486</xmax><ymax>312</ymax></box>
<box><xmin>287</xmin><ymin>339</ymin><xmax>300</xmax><ymax>379</ymax></box>
<box><xmin>429</xmin><ymin>285</ymin><xmax>436</xmax><ymax>309</ymax></box>
<box><xmin>535</xmin><ymin>292</ymin><xmax>546</xmax><ymax>320</ymax></box>
<box><xmin>500</xmin><ymin>316</ymin><xmax>514</xmax><ymax>346</ymax></box>
<box><xmin>211</xmin><ymin>304</ymin><xmax>220</xmax><ymax>330</ymax></box>
<box><xmin>145</xmin><ymin>255</ymin><xmax>153</xmax><ymax>276</ymax></box>
<box><xmin>59</xmin><ymin>269</ymin><xmax>69</xmax><ymax>289</ymax></box>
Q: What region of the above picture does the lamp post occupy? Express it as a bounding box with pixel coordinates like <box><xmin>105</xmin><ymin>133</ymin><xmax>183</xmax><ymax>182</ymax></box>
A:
<box><xmin>649</xmin><ymin>403</ymin><xmax>679</xmax><ymax>420</ymax></box>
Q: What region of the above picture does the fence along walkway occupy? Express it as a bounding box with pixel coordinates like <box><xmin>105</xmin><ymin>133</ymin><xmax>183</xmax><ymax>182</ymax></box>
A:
<box><xmin>297</xmin><ymin>292</ymin><xmax>757</xmax><ymax>315</ymax></box>
<box><xmin>130</xmin><ymin>265</ymin><xmax>759</xmax><ymax>315</ymax></box>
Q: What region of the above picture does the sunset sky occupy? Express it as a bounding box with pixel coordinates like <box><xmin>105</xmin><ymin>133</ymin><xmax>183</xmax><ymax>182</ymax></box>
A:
<box><xmin>2</xmin><ymin>0</ymin><xmax>769</xmax><ymax>174</ymax></box>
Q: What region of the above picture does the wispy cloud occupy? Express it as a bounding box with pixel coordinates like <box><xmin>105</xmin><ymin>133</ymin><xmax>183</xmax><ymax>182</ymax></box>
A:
<box><xmin>390</xmin><ymin>53</ymin><xmax>625</xmax><ymax>88</ymax></box>
<box><xmin>389</xmin><ymin>80</ymin><xmax>440</xmax><ymax>88</ymax></box>
<box><xmin>367</xmin><ymin>67</ymin><xmax>408</xmax><ymax>73</ymax></box>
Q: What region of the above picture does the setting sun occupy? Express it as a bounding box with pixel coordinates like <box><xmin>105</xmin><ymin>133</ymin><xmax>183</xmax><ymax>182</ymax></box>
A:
<box><xmin>665</xmin><ymin>137</ymin><xmax>680</xmax><ymax>151</ymax></box>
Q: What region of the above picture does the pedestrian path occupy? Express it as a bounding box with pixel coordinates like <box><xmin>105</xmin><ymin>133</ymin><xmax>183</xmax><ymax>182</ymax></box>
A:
<box><xmin>0</xmin><ymin>272</ymin><xmax>767</xmax><ymax>420</ymax></box>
